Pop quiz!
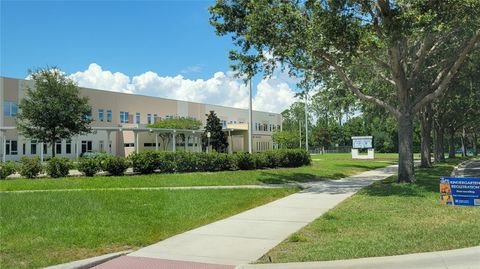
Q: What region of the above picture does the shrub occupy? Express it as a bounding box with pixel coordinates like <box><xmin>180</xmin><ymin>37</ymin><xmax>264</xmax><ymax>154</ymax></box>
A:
<box><xmin>46</xmin><ymin>157</ymin><xmax>71</xmax><ymax>178</ymax></box>
<box><xmin>129</xmin><ymin>151</ymin><xmax>160</xmax><ymax>174</ymax></box>
<box><xmin>174</xmin><ymin>151</ymin><xmax>197</xmax><ymax>172</ymax></box>
<box><xmin>103</xmin><ymin>156</ymin><xmax>129</xmax><ymax>176</ymax></box>
<box><xmin>0</xmin><ymin>161</ymin><xmax>17</xmax><ymax>179</ymax></box>
<box><xmin>18</xmin><ymin>157</ymin><xmax>43</xmax><ymax>178</ymax></box>
<box><xmin>233</xmin><ymin>152</ymin><xmax>256</xmax><ymax>170</ymax></box>
<box><xmin>77</xmin><ymin>158</ymin><xmax>101</xmax><ymax>177</ymax></box>
<box><xmin>157</xmin><ymin>151</ymin><xmax>176</xmax><ymax>173</ymax></box>
<box><xmin>252</xmin><ymin>152</ymin><xmax>269</xmax><ymax>169</ymax></box>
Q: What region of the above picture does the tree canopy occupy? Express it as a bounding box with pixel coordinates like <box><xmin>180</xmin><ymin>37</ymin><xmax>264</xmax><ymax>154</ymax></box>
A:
<box><xmin>210</xmin><ymin>0</ymin><xmax>480</xmax><ymax>182</ymax></box>
<box><xmin>17</xmin><ymin>67</ymin><xmax>92</xmax><ymax>157</ymax></box>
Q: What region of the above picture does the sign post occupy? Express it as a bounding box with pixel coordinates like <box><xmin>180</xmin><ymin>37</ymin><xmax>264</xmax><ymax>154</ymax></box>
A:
<box><xmin>351</xmin><ymin>136</ymin><xmax>374</xmax><ymax>159</ymax></box>
<box><xmin>440</xmin><ymin>177</ymin><xmax>480</xmax><ymax>206</ymax></box>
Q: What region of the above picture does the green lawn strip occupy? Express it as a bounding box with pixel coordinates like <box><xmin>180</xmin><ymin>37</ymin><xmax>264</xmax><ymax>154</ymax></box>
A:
<box><xmin>0</xmin><ymin>187</ymin><xmax>297</xmax><ymax>269</ymax></box>
<box><xmin>258</xmin><ymin>159</ymin><xmax>480</xmax><ymax>263</ymax></box>
<box><xmin>0</xmin><ymin>155</ymin><xmax>396</xmax><ymax>191</ymax></box>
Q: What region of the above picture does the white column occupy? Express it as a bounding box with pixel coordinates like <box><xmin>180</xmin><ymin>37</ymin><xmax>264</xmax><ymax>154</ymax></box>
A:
<box><xmin>185</xmin><ymin>135</ymin><xmax>189</xmax><ymax>151</ymax></box>
<box><xmin>134</xmin><ymin>131</ymin><xmax>139</xmax><ymax>153</ymax></box>
<box><xmin>172</xmin><ymin>131</ymin><xmax>176</xmax><ymax>152</ymax></box>
<box><xmin>40</xmin><ymin>142</ymin><xmax>44</xmax><ymax>162</ymax></box>
<box><xmin>155</xmin><ymin>133</ymin><xmax>159</xmax><ymax>151</ymax></box>
<box><xmin>106</xmin><ymin>131</ymin><xmax>112</xmax><ymax>154</ymax></box>
<box><xmin>76</xmin><ymin>138</ymin><xmax>80</xmax><ymax>159</ymax></box>
<box><xmin>1</xmin><ymin>131</ymin><xmax>6</xmax><ymax>163</ymax></box>
<box><xmin>228</xmin><ymin>130</ymin><xmax>233</xmax><ymax>154</ymax></box>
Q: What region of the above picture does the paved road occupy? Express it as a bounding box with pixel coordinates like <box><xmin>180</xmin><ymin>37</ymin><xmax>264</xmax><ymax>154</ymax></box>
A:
<box><xmin>452</xmin><ymin>159</ymin><xmax>480</xmax><ymax>177</ymax></box>
<box><xmin>92</xmin><ymin>165</ymin><xmax>398</xmax><ymax>269</ymax></box>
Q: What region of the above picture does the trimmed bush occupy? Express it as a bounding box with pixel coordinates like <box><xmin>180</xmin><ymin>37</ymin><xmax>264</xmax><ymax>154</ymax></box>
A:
<box><xmin>157</xmin><ymin>152</ymin><xmax>176</xmax><ymax>173</ymax></box>
<box><xmin>0</xmin><ymin>161</ymin><xmax>17</xmax><ymax>179</ymax></box>
<box><xmin>77</xmin><ymin>158</ymin><xmax>101</xmax><ymax>177</ymax></box>
<box><xmin>18</xmin><ymin>157</ymin><xmax>43</xmax><ymax>178</ymax></box>
<box><xmin>129</xmin><ymin>151</ymin><xmax>160</xmax><ymax>174</ymax></box>
<box><xmin>233</xmin><ymin>152</ymin><xmax>256</xmax><ymax>170</ymax></box>
<box><xmin>103</xmin><ymin>156</ymin><xmax>129</xmax><ymax>176</ymax></box>
<box><xmin>46</xmin><ymin>157</ymin><xmax>71</xmax><ymax>178</ymax></box>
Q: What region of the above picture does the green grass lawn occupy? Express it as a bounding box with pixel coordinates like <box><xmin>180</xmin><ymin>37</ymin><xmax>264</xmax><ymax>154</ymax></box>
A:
<box><xmin>0</xmin><ymin>188</ymin><xmax>297</xmax><ymax>268</ymax></box>
<box><xmin>258</xmin><ymin>159</ymin><xmax>480</xmax><ymax>263</ymax></box>
<box><xmin>0</xmin><ymin>153</ymin><xmax>397</xmax><ymax>191</ymax></box>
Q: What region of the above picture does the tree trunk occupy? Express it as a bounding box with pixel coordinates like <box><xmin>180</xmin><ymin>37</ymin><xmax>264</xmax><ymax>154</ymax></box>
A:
<box><xmin>420</xmin><ymin>104</ymin><xmax>433</xmax><ymax>168</ymax></box>
<box><xmin>434</xmin><ymin>123</ymin><xmax>445</xmax><ymax>163</ymax></box>
<box><xmin>448</xmin><ymin>128</ymin><xmax>456</xmax><ymax>158</ymax></box>
<box><xmin>461</xmin><ymin>127</ymin><xmax>467</xmax><ymax>157</ymax></box>
<box><xmin>473</xmin><ymin>130</ymin><xmax>478</xmax><ymax>156</ymax></box>
<box><xmin>398</xmin><ymin>114</ymin><xmax>415</xmax><ymax>183</ymax></box>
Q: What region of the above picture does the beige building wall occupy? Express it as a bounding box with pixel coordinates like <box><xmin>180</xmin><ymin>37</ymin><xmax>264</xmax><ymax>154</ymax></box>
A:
<box><xmin>1</xmin><ymin>77</ymin><xmax>283</xmax><ymax>161</ymax></box>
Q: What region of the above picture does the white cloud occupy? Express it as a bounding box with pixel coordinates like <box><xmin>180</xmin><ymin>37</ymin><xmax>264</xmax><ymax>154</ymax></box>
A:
<box><xmin>68</xmin><ymin>63</ymin><xmax>297</xmax><ymax>113</ymax></box>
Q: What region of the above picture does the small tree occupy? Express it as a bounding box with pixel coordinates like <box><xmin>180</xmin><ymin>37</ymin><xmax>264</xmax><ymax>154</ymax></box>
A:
<box><xmin>203</xmin><ymin>111</ymin><xmax>228</xmax><ymax>152</ymax></box>
<box><xmin>17</xmin><ymin>67</ymin><xmax>92</xmax><ymax>157</ymax></box>
<box><xmin>148</xmin><ymin>116</ymin><xmax>202</xmax><ymax>150</ymax></box>
<box><xmin>272</xmin><ymin>130</ymin><xmax>299</xmax><ymax>149</ymax></box>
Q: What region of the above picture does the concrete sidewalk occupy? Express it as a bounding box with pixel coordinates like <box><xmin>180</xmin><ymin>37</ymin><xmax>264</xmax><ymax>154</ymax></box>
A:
<box><xmin>237</xmin><ymin>246</ymin><xmax>480</xmax><ymax>269</ymax></box>
<box><xmin>93</xmin><ymin>165</ymin><xmax>398</xmax><ymax>268</ymax></box>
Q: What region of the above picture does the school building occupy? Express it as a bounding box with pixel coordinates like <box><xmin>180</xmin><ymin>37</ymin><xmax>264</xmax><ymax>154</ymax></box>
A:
<box><xmin>0</xmin><ymin>77</ymin><xmax>282</xmax><ymax>162</ymax></box>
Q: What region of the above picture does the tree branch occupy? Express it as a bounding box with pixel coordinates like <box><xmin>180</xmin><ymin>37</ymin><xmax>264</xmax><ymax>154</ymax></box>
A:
<box><xmin>316</xmin><ymin>52</ymin><xmax>400</xmax><ymax>118</ymax></box>
<box><xmin>413</xmin><ymin>30</ymin><xmax>480</xmax><ymax>112</ymax></box>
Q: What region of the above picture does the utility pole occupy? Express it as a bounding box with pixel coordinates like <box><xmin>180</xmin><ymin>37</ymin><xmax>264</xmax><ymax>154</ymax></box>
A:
<box><xmin>248</xmin><ymin>79</ymin><xmax>253</xmax><ymax>154</ymax></box>
<box><xmin>305</xmin><ymin>90</ymin><xmax>309</xmax><ymax>152</ymax></box>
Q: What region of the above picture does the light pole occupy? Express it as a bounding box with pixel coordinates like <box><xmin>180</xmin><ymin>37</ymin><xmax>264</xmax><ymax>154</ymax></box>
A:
<box><xmin>305</xmin><ymin>90</ymin><xmax>309</xmax><ymax>152</ymax></box>
<box><xmin>248</xmin><ymin>78</ymin><xmax>253</xmax><ymax>154</ymax></box>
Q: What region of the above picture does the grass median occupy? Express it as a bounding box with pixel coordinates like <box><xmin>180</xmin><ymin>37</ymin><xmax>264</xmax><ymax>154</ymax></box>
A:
<box><xmin>0</xmin><ymin>153</ymin><xmax>396</xmax><ymax>191</ymax></box>
<box><xmin>259</xmin><ymin>159</ymin><xmax>480</xmax><ymax>263</ymax></box>
<box><xmin>0</xmin><ymin>187</ymin><xmax>297</xmax><ymax>268</ymax></box>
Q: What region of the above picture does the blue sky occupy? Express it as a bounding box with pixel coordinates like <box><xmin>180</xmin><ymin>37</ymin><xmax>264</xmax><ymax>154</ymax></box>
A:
<box><xmin>1</xmin><ymin>0</ymin><xmax>298</xmax><ymax>113</ymax></box>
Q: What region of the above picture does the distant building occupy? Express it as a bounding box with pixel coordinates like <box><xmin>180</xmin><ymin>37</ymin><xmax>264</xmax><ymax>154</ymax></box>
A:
<box><xmin>0</xmin><ymin>77</ymin><xmax>282</xmax><ymax>161</ymax></box>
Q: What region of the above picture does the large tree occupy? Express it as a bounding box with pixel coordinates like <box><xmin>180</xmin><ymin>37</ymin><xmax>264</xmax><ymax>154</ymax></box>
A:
<box><xmin>17</xmin><ymin>68</ymin><xmax>92</xmax><ymax>157</ymax></box>
<box><xmin>210</xmin><ymin>0</ymin><xmax>480</xmax><ymax>182</ymax></box>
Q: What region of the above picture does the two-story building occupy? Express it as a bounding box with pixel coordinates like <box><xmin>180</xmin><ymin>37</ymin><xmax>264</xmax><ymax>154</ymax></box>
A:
<box><xmin>0</xmin><ymin>77</ymin><xmax>282</xmax><ymax>161</ymax></box>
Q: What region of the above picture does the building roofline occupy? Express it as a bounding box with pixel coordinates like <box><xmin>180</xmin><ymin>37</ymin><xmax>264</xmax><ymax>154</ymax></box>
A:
<box><xmin>1</xmin><ymin>76</ymin><xmax>281</xmax><ymax>116</ymax></box>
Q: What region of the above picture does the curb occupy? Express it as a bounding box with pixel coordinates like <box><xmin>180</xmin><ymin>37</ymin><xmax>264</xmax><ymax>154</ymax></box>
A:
<box><xmin>43</xmin><ymin>250</ymin><xmax>132</xmax><ymax>269</ymax></box>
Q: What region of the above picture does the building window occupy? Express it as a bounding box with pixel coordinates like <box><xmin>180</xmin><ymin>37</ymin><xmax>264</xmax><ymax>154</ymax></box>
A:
<box><xmin>43</xmin><ymin>143</ymin><xmax>47</xmax><ymax>154</ymax></box>
<box><xmin>124</xmin><ymin>143</ymin><xmax>134</xmax><ymax>147</ymax></box>
<box><xmin>31</xmin><ymin>141</ymin><xmax>37</xmax><ymax>155</ymax></box>
<box><xmin>3</xmin><ymin>101</ymin><xmax>18</xmax><ymax>117</ymax></box>
<box><xmin>98</xmin><ymin>109</ymin><xmax>104</xmax><ymax>122</ymax></box>
<box><xmin>6</xmin><ymin>140</ymin><xmax>18</xmax><ymax>155</ymax></box>
<box><xmin>106</xmin><ymin>110</ymin><xmax>112</xmax><ymax>122</ymax></box>
<box><xmin>147</xmin><ymin>114</ymin><xmax>152</xmax><ymax>124</ymax></box>
<box><xmin>220</xmin><ymin>120</ymin><xmax>227</xmax><ymax>128</ymax></box>
<box><xmin>23</xmin><ymin>143</ymin><xmax>26</xmax><ymax>155</ymax></box>
<box><xmin>99</xmin><ymin>140</ymin><xmax>105</xmax><ymax>152</ymax></box>
<box><xmin>81</xmin><ymin>141</ymin><xmax>92</xmax><ymax>153</ymax></box>
<box><xmin>56</xmin><ymin>141</ymin><xmax>62</xmax><ymax>155</ymax></box>
<box><xmin>136</xmin><ymin>112</ymin><xmax>141</xmax><ymax>124</ymax></box>
<box><xmin>144</xmin><ymin>143</ymin><xmax>155</xmax><ymax>147</ymax></box>
<box><xmin>66</xmin><ymin>140</ymin><xmax>72</xmax><ymax>154</ymax></box>
<box><xmin>120</xmin><ymin>111</ymin><xmax>129</xmax><ymax>124</ymax></box>
<box><xmin>154</xmin><ymin>114</ymin><xmax>158</xmax><ymax>124</ymax></box>
<box><xmin>84</xmin><ymin>109</ymin><xmax>93</xmax><ymax>121</ymax></box>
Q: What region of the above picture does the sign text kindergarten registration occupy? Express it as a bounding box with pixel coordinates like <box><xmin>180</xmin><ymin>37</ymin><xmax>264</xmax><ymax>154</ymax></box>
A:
<box><xmin>440</xmin><ymin>177</ymin><xmax>480</xmax><ymax>206</ymax></box>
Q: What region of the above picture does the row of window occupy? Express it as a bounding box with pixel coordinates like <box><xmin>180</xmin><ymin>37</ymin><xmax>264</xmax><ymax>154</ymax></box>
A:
<box><xmin>102</xmin><ymin>110</ymin><xmax>172</xmax><ymax>125</ymax></box>
<box><xmin>3</xmin><ymin>101</ymin><xmax>18</xmax><ymax>117</ymax></box>
<box><xmin>2</xmin><ymin>140</ymin><xmax>109</xmax><ymax>156</ymax></box>
<box><xmin>255</xmin><ymin>123</ymin><xmax>280</xmax><ymax>132</ymax></box>
<box><xmin>4</xmin><ymin>140</ymin><xmax>73</xmax><ymax>155</ymax></box>
<box><xmin>256</xmin><ymin>141</ymin><xmax>271</xmax><ymax>151</ymax></box>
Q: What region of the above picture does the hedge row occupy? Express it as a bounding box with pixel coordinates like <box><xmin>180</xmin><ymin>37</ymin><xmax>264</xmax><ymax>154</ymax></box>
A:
<box><xmin>128</xmin><ymin>149</ymin><xmax>311</xmax><ymax>174</ymax></box>
<box><xmin>0</xmin><ymin>149</ymin><xmax>311</xmax><ymax>179</ymax></box>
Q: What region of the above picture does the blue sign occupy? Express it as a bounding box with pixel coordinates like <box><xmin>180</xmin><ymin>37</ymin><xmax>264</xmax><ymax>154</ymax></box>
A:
<box><xmin>440</xmin><ymin>177</ymin><xmax>480</xmax><ymax>206</ymax></box>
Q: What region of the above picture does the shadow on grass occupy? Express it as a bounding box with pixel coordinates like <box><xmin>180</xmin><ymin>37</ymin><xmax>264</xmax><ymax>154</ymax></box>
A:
<box><xmin>257</xmin><ymin>171</ymin><xmax>338</xmax><ymax>184</ymax></box>
<box><xmin>361</xmin><ymin>163</ymin><xmax>457</xmax><ymax>197</ymax></box>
